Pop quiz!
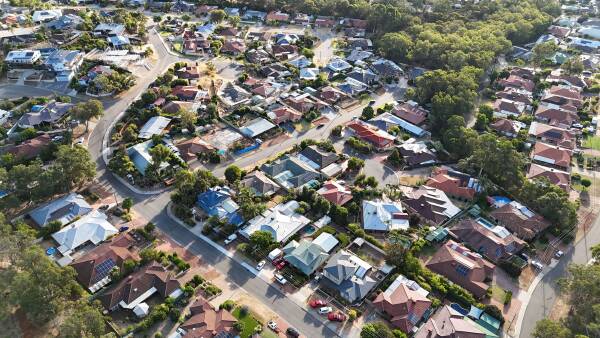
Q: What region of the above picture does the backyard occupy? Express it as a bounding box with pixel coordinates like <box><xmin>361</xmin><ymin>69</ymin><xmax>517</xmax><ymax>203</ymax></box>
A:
<box><xmin>583</xmin><ymin>135</ymin><xmax>600</xmax><ymax>151</ymax></box>
<box><xmin>232</xmin><ymin>306</ymin><xmax>262</xmax><ymax>338</ymax></box>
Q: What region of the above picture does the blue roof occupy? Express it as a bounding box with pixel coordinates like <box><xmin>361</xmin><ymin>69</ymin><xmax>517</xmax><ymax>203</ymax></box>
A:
<box><xmin>196</xmin><ymin>187</ymin><xmax>243</xmax><ymax>225</ymax></box>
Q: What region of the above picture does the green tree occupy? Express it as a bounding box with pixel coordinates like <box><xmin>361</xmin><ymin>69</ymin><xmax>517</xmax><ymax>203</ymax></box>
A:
<box><xmin>361</xmin><ymin>106</ymin><xmax>375</xmax><ymax>120</ymax></box>
<box><xmin>58</xmin><ymin>300</ymin><xmax>107</xmax><ymax>338</ymax></box>
<box><xmin>581</xmin><ymin>178</ymin><xmax>592</xmax><ymax>189</ymax></box>
<box><xmin>249</xmin><ymin>230</ymin><xmax>275</xmax><ymax>251</ymax></box>
<box><xmin>122</xmin><ymin>197</ymin><xmax>133</xmax><ymax>212</ymax></box>
<box><xmin>209</xmin><ymin>9</ymin><xmax>226</xmax><ymax>23</ymax></box>
<box><xmin>237</xmin><ymin>187</ymin><xmax>266</xmax><ymax>220</ymax></box>
<box><xmin>442</xmin><ymin>115</ymin><xmax>478</xmax><ymax>159</ymax></box>
<box><xmin>361</xmin><ymin>322</ymin><xmax>395</xmax><ymax>338</ymax></box>
<box><xmin>53</xmin><ymin>145</ymin><xmax>96</xmax><ymax>191</ymax></box>
<box><xmin>149</xmin><ymin>144</ymin><xmax>172</xmax><ymax>165</ymax></box>
<box><xmin>532</xmin><ymin>41</ymin><xmax>557</xmax><ymax>69</ymax></box>
<box><xmin>561</xmin><ymin>57</ymin><xmax>584</xmax><ymax>75</ymax></box>
<box><xmin>348</xmin><ymin>157</ymin><xmax>365</xmax><ymax>171</ymax></box>
<box><xmin>179</xmin><ymin>108</ymin><xmax>197</xmax><ymax>131</ymax></box>
<box><xmin>377</xmin><ymin>32</ymin><xmax>413</xmax><ymax>63</ymax></box>
<box><xmin>532</xmin><ymin>319</ymin><xmax>572</xmax><ymax>338</ymax></box>
<box><xmin>70</xmin><ymin>99</ymin><xmax>104</xmax><ymax>132</ymax></box>
<box><xmin>224</xmin><ymin>165</ymin><xmax>243</xmax><ymax>184</ymax></box>
<box><xmin>229</xmin><ymin>15</ymin><xmax>241</xmax><ymax>27</ymax></box>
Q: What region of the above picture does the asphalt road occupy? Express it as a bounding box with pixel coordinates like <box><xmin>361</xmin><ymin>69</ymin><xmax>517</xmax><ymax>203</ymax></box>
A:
<box><xmin>1</xmin><ymin>26</ymin><xmax>399</xmax><ymax>337</ymax></box>
<box><xmin>519</xmin><ymin>213</ymin><xmax>600</xmax><ymax>338</ymax></box>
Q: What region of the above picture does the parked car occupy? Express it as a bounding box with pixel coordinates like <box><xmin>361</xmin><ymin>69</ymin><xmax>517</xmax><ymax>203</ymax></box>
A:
<box><xmin>555</xmin><ymin>250</ymin><xmax>564</xmax><ymax>259</ymax></box>
<box><xmin>309</xmin><ymin>299</ymin><xmax>326</xmax><ymax>308</ymax></box>
<box><xmin>318</xmin><ymin>306</ymin><xmax>333</xmax><ymax>314</ymax></box>
<box><xmin>276</xmin><ymin>260</ymin><xmax>287</xmax><ymax>270</ymax></box>
<box><xmin>272</xmin><ymin>257</ymin><xmax>284</xmax><ymax>265</ymax></box>
<box><xmin>267</xmin><ymin>320</ymin><xmax>278</xmax><ymax>332</ymax></box>
<box><xmin>286</xmin><ymin>327</ymin><xmax>300</xmax><ymax>337</ymax></box>
<box><xmin>531</xmin><ymin>260</ymin><xmax>543</xmax><ymax>270</ymax></box>
<box><xmin>328</xmin><ymin>312</ymin><xmax>347</xmax><ymax>322</ymax></box>
<box><xmin>256</xmin><ymin>260</ymin><xmax>266</xmax><ymax>270</ymax></box>
<box><xmin>224</xmin><ymin>233</ymin><xmax>237</xmax><ymax>245</ymax></box>
<box><xmin>274</xmin><ymin>273</ymin><xmax>287</xmax><ymax>285</ymax></box>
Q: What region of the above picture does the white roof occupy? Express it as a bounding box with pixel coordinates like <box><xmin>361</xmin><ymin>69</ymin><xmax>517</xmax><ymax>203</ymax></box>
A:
<box><xmin>133</xmin><ymin>302</ymin><xmax>150</xmax><ymax>317</ymax></box>
<box><xmin>138</xmin><ymin>116</ymin><xmax>171</xmax><ymax>139</ymax></box>
<box><xmin>240</xmin><ymin>117</ymin><xmax>276</xmax><ymax>138</ymax></box>
<box><xmin>52</xmin><ymin>210</ymin><xmax>118</xmax><ymax>254</ymax></box>
<box><xmin>313</xmin><ymin>232</ymin><xmax>339</xmax><ymax>253</ymax></box>
<box><xmin>32</xmin><ymin>9</ymin><xmax>62</xmax><ymax>22</ymax></box>
<box><xmin>240</xmin><ymin>200</ymin><xmax>310</xmax><ymax>243</ymax></box>
<box><xmin>362</xmin><ymin>199</ymin><xmax>409</xmax><ymax>232</ymax></box>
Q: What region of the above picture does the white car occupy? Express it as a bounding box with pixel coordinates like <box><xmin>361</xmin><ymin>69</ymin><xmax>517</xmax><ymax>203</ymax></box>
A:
<box><xmin>267</xmin><ymin>320</ymin><xmax>278</xmax><ymax>331</ymax></box>
<box><xmin>531</xmin><ymin>260</ymin><xmax>544</xmax><ymax>270</ymax></box>
<box><xmin>224</xmin><ymin>233</ymin><xmax>237</xmax><ymax>245</ymax></box>
<box><xmin>319</xmin><ymin>306</ymin><xmax>333</xmax><ymax>314</ymax></box>
<box><xmin>256</xmin><ymin>260</ymin><xmax>266</xmax><ymax>271</ymax></box>
<box><xmin>555</xmin><ymin>250</ymin><xmax>564</xmax><ymax>259</ymax></box>
<box><xmin>274</xmin><ymin>273</ymin><xmax>287</xmax><ymax>285</ymax></box>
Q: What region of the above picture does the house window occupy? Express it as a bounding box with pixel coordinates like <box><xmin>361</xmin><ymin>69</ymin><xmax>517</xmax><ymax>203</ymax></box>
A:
<box><xmin>495</xmin><ymin>248</ymin><xmax>502</xmax><ymax>257</ymax></box>
<box><xmin>456</xmin><ymin>264</ymin><xmax>469</xmax><ymax>276</ymax></box>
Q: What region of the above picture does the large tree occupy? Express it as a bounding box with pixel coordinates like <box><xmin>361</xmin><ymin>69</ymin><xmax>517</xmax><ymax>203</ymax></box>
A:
<box><xmin>53</xmin><ymin>145</ymin><xmax>96</xmax><ymax>190</ymax></box>
<box><xmin>58</xmin><ymin>300</ymin><xmax>107</xmax><ymax>338</ymax></box>
<box><xmin>70</xmin><ymin>99</ymin><xmax>104</xmax><ymax>132</ymax></box>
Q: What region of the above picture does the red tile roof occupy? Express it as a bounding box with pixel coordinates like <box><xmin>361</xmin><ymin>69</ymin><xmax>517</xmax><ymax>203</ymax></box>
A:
<box><xmin>527</xmin><ymin>163</ymin><xmax>570</xmax><ymax>191</ymax></box>
<box><xmin>180</xmin><ymin>297</ymin><xmax>236</xmax><ymax>337</ymax></box>
<box><xmin>426</xmin><ymin>168</ymin><xmax>477</xmax><ymax>200</ymax></box>
<box><xmin>392</xmin><ymin>101</ymin><xmax>428</xmax><ymax>125</ymax></box>
<box><xmin>530</xmin><ymin>142</ymin><xmax>572</xmax><ymax>169</ymax></box>
<box><xmin>373</xmin><ymin>280</ymin><xmax>432</xmax><ymax>333</ymax></box>
<box><xmin>6</xmin><ymin>133</ymin><xmax>52</xmax><ymax>159</ymax></box>
<box><xmin>317</xmin><ymin>180</ymin><xmax>353</xmax><ymax>206</ymax></box>
<box><xmin>346</xmin><ymin>120</ymin><xmax>395</xmax><ymax>149</ymax></box>
<box><xmin>499</xmin><ymin>75</ymin><xmax>535</xmax><ymax>92</ymax></box>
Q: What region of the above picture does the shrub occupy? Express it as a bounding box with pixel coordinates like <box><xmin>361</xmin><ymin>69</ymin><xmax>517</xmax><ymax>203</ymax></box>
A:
<box><xmin>220</xmin><ymin>300</ymin><xmax>236</xmax><ymax>311</ymax></box>
<box><xmin>169</xmin><ymin>308</ymin><xmax>180</xmax><ymax>321</ymax></box>
<box><xmin>503</xmin><ymin>289</ymin><xmax>512</xmax><ymax>304</ymax></box>
<box><xmin>239</xmin><ymin>305</ymin><xmax>249</xmax><ymax>317</ymax></box>
<box><xmin>484</xmin><ymin>304</ymin><xmax>505</xmax><ymax>323</ymax></box>
<box><xmin>348</xmin><ymin>309</ymin><xmax>358</xmax><ymax>321</ymax></box>
<box><xmin>233</xmin><ymin>321</ymin><xmax>244</xmax><ymax>332</ymax></box>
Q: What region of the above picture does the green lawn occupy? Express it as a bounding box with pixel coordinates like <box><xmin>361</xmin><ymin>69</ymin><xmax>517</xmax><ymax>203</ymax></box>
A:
<box><xmin>583</xmin><ymin>136</ymin><xmax>600</xmax><ymax>150</ymax></box>
<box><xmin>232</xmin><ymin>307</ymin><xmax>261</xmax><ymax>338</ymax></box>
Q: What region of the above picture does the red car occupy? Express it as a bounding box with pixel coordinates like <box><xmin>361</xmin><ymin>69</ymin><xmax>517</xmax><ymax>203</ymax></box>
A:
<box><xmin>309</xmin><ymin>299</ymin><xmax>326</xmax><ymax>308</ymax></box>
<box><xmin>328</xmin><ymin>312</ymin><xmax>347</xmax><ymax>322</ymax></box>
<box><xmin>275</xmin><ymin>261</ymin><xmax>287</xmax><ymax>270</ymax></box>
<box><xmin>272</xmin><ymin>257</ymin><xmax>283</xmax><ymax>265</ymax></box>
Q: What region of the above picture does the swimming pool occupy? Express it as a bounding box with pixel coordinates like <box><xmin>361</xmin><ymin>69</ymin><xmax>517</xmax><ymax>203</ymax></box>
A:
<box><xmin>303</xmin><ymin>225</ymin><xmax>316</xmax><ymax>235</ymax></box>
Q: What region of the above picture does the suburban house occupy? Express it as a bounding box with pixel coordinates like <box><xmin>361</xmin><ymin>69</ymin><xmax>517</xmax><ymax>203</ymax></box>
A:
<box><xmin>52</xmin><ymin>210</ymin><xmax>119</xmax><ymax>257</ymax></box>
<box><xmin>267</xmin><ymin>106</ymin><xmax>302</xmax><ymax>125</ymax></box>
<box><xmin>172</xmin><ymin>85</ymin><xmax>204</xmax><ymax>101</ymax></box>
<box><xmin>392</xmin><ymin>101</ymin><xmax>428</xmax><ymax>126</ymax></box>
<box><xmin>283</xmin><ymin>233</ymin><xmax>338</xmax><ymax>275</ymax></box>
<box><xmin>298</xmin><ymin>145</ymin><xmax>339</xmax><ymax>170</ymax></box>
<box><xmin>29</xmin><ymin>193</ymin><xmax>92</xmax><ymax>227</ymax></box>
<box><xmin>490</xmin><ymin>118</ymin><xmax>525</xmax><ymax>138</ymax></box>
<box><xmin>498</xmin><ymin>74</ymin><xmax>535</xmax><ymax>93</ymax></box>
<box><xmin>346</xmin><ymin>120</ymin><xmax>396</xmax><ymax>151</ymax></box>
<box><xmin>128</xmin><ymin>140</ymin><xmax>169</xmax><ymax>175</ymax></box>
<box><xmin>94</xmin><ymin>23</ymin><xmax>126</xmax><ymax>37</ymax></box>
<box><xmin>43</xmin><ymin>49</ymin><xmax>84</xmax><ymax>82</ymax></box>
<box><xmin>362</xmin><ymin>199</ymin><xmax>410</xmax><ymax>232</ymax></box>
<box><xmin>398</xmin><ymin>141</ymin><xmax>438</xmax><ymax>167</ymax></box>
<box><xmin>318</xmin><ymin>180</ymin><xmax>353</xmax><ymax>206</ymax></box>
<box><xmin>241</xmin><ymin>171</ymin><xmax>280</xmax><ymax>197</ymax></box>
<box><xmin>98</xmin><ymin>262</ymin><xmax>181</xmax><ymax>312</ymax></box>
<box><xmin>138</xmin><ymin>116</ymin><xmax>171</xmax><ymax>139</ymax></box>
<box><xmin>368</xmin><ymin>113</ymin><xmax>428</xmax><ymax>138</ymax></box>
<box><xmin>448</xmin><ymin>218</ymin><xmax>525</xmax><ymax>263</ymax></box>
<box><xmin>426</xmin><ymin>240</ymin><xmax>495</xmax><ymax>298</ymax></box>
<box><xmin>426</xmin><ymin>167</ymin><xmax>482</xmax><ymax>201</ymax></box>
<box><xmin>527</xmin><ymin>163</ymin><xmax>571</xmax><ymax>191</ymax></box>
<box><xmin>17</xmin><ymin>101</ymin><xmax>74</xmax><ymax>128</ymax></box>
<box><xmin>492</xmin><ymin>98</ymin><xmax>526</xmax><ymax>118</ymax></box>
<box><xmin>239</xmin><ymin>117</ymin><xmax>276</xmax><ymax>138</ymax></box>
<box><xmin>240</xmin><ymin>200</ymin><xmax>311</xmax><ymax>243</ymax></box>
<box><xmin>5</xmin><ymin>133</ymin><xmax>52</xmax><ymax>160</ymax></box>
<box><xmin>528</xmin><ymin>122</ymin><xmax>577</xmax><ymax>149</ymax></box>
<box><xmin>32</xmin><ymin>9</ymin><xmax>62</xmax><ymax>23</ymax></box>
<box><xmin>260</xmin><ymin>155</ymin><xmax>321</xmax><ymax>189</ymax></box>
<box><xmin>414</xmin><ymin>305</ymin><xmax>486</xmax><ymax>338</ymax></box>
<box><xmin>221</xmin><ymin>39</ymin><xmax>246</xmax><ymax>55</ymax></box>
<box><xmin>530</xmin><ymin>142</ymin><xmax>572</xmax><ymax>170</ymax></box>
<box><xmin>542</xmin><ymin>85</ymin><xmax>583</xmax><ymax>108</ymax></box>
<box><xmin>176</xmin><ymin>65</ymin><xmax>201</xmax><ymax>80</ymax></box>
<box><xmin>196</xmin><ymin>186</ymin><xmax>243</xmax><ymax>226</ymax></box>
<box><xmin>371</xmin><ymin>58</ymin><xmax>403</xmax><ymax>78</ymax></box>
<box><xmin>321</xmin><ymin>248</ymin><xmax>379</xmax><ymax>303</ymax></box>
<box><xmin>178</xmin><ymin>297</ymin><xmax>237</xmax><ymax>338</ymax></box>
<box><xmin>175</xmin><ymin>137</ymin><xmax>216</xmax><ymax>162</ymax></box>
<box><xmin>219</xmin><ymin>82</ymin><xmax>251</xmax><ymax>107</ymax></box>
<box><xmin>496</xmin><ymin>87</ymin><xmax>533</xmax><ymax>105</ymax></box>
<box><xmin>5</xmin><ymin>49</ymin><xmax>41</xmax><ymax>65</ymax></box>
<box><xmin>534</xmin><ymin>104</ymin><xmax>580</xmax><ymax>127</ymax></box>
<box><xmin>372</xmin><ymin>275</ymin><xmax>432</xmax><ymax>333</ymax></box>
<box><xmin>403</xmin><ymin>186</ymin><xmax>461</xmax><ymax>225</ymax></box>
<box><xmin>489</xmin><ymin>200</ymin><xmax>550</xmax><ymax>241</ymax></box>
<box><xmin>70</xmin><ymin>233</ymin><xmax>139</xmax><ymax>293</ymax></box>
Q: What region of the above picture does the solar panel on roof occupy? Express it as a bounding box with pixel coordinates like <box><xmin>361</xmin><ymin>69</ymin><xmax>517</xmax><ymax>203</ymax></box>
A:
<box><xmin>93</xmin><ymin>258</ymin><xmax>116</xmax><ymax>283</ymax></box>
